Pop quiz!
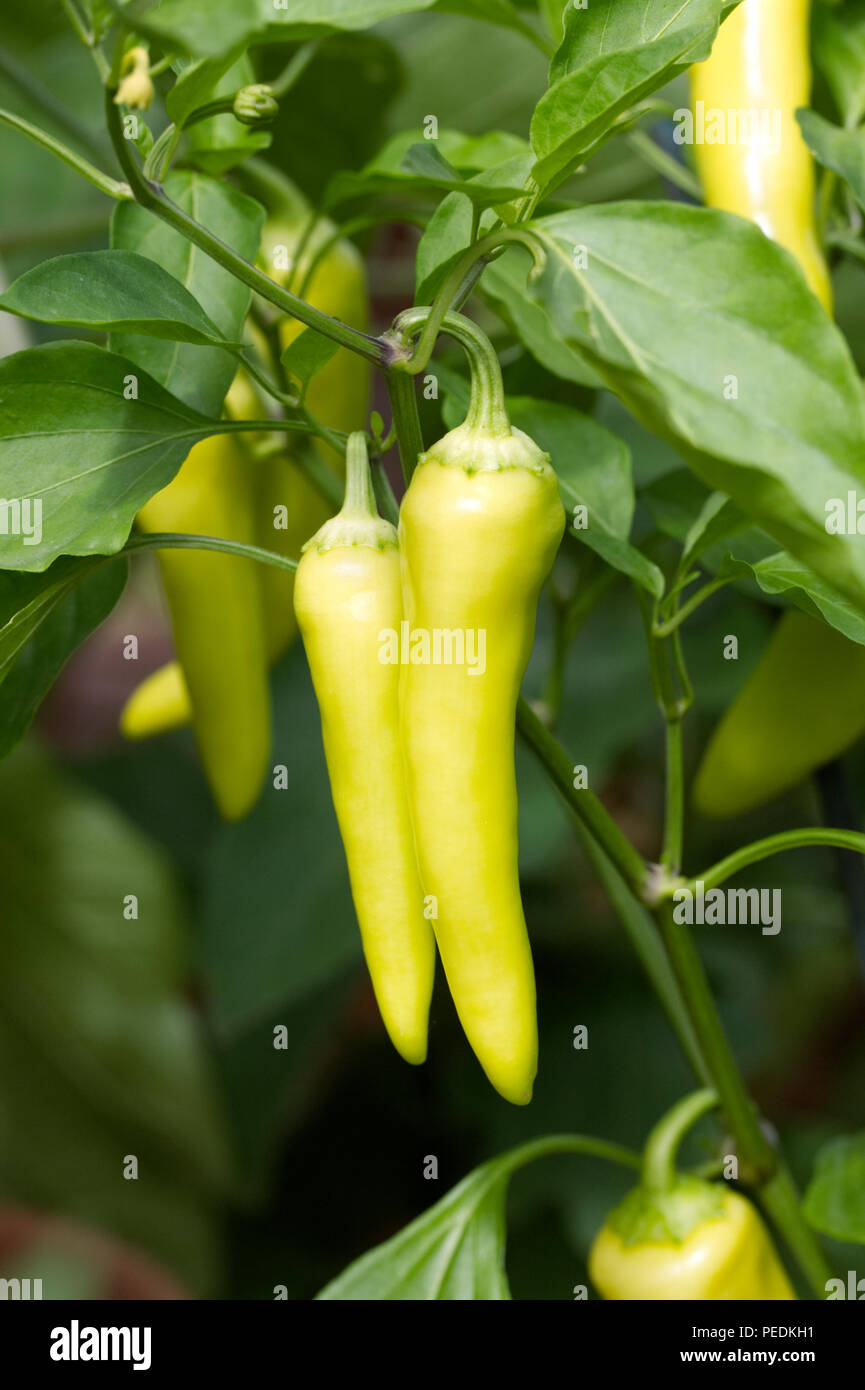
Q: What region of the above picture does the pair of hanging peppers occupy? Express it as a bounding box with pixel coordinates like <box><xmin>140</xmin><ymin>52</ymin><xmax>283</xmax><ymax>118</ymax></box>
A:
<box><xmin>690</xmin><ymin>0</ymin><xmax>865</xmax><ymax>817</ymax></box>
<box><xmin>119</xmin><ymin>186</ymin><xmax>369</xmax><ymax>819</ymax></box>
<box><xmin>590</xmin><ymin>1091</ymin><xmax>795</xmax><ymax>1299</ymax></box>
<box><xmin>295</xmin><ymin>316</ymin><xmax>565</xmax><ymax>1102</ymax></box>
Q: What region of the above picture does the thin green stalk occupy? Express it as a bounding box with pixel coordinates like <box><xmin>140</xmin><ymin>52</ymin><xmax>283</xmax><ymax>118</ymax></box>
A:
<box><xmin>385</xmin><ymin>369</ymin><xmax>425</xmax><ymax>487</ymax></box>
<box><xmin>624</xmin><ymin>128</ymin><xmax>702</xmax><ymax>200</ymax></box>
<box><xmin>0</xmin><ymin>105</ymin><xmax>131</xmax><ymax>200</ymax></box>
<box><xmin>680</xmin><ymin>828</ymin><xmax>865</xmax><ymax>895</ymax></box>
<box><xmin>760</xmin><ymin>1164</ymin><xmax>833</xmax><ymax>1299</ymax></box>
<box><xmin>662</xmin><ymin>717</ymin><xmax>685</xmax><ymax>875</ymax></box>
<box><xmin>370</xmin><ymin>461</ymin><xmax>400</xmax><ymax>528</ymax></box>
<box><xmin>653</xmin><ymin>900</ymin><xmax>777</xmax><ymax>1184</ymax></box>
<box><xmin>516</xmin><ymin>697</ymin><xmax>651</xmax><ymax>899</ymax></box>
<box><xmin>653</xmin><ymin>577</ymin><xmax>732</xmax><ymax>637</ymax></box>
<box><xmin>391</xmin><ymin>230</ymin><xmax>546</xmax><ymax>377</ymax></box>
<box><xmin>269</xmin><ymin>40</ymin><xmax>321</xmax><ymax>97</ymax></box>
<box><xmin>642</xmin><ymin>1089</ymin><xmax>719</xmax><ymax>1191</ymax></box>
<box><xmin>124</xmin><ymin>531</ymin><xmax>296</xmax><ymax>571</ymax></box>
<box><xmin>499</xmin><ymin>1133</ymin><xmax>641</xmax><ymax>1175</ymax></box>
<box><xmin>105</xmin><ymin>90</ymin><xmax>387</xmax><ymax>366</ymax></box>
<box><xmin>0</xmin><ymin>45</ymin><xmax>110</xmax><ymax>166</ymax></box>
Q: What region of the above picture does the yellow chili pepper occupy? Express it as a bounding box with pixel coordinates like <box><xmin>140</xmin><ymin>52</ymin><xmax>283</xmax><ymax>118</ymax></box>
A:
<box><xmin>132</xmin><ymin>431</ymin><xmax>270</xmax><ymax>821</ymax></box>
<box><xmin>293</xmin><ymin>433</ymin><xmax>434</xmax><ymax>1064</ymax></box>
<box><xmin>694</xmin><ymin>609</ymin><xmax>865</xmax><ymax>817</ymax></box>
<box><xmin>589</xmin><ymin>1090</ymin><xmax>795</xmax><ymax>1300</ymax></box>
<box><xmin>397</xmin><ymin>313</ymin><xmax>565</xmax><ymax>1104</ymax></box>
<box><xmin>590</xmin><ymin>1185</ymin><xmax>796</xmax><ymax>1300</ymax></box>
<box><xmin>120</xmin><ymin>193</ymin><xmax>368</xmax><ymax>737</ymax></box>
<box><xmin>690</xmin><ymin>0</ymin><xmax>832</xmax><ymax>311</ymax></box>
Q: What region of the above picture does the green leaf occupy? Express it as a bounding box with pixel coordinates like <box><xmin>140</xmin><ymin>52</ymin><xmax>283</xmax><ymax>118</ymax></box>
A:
<box><xmin>0</xmin><ymin>556</ymin><xmax>127</xmax><ymax>759</ymax></box>
<box><xmin>413</xmin><ymin>157</ymin><xmax>533</xmax><ymax>303</ymax></box>
<box><xmin>316</xmin><ymin>1149</ymin><xmax>522</xmax><ymax>1298</ymax></box>
<box><xmin>679</xmin><ymin>493</ymin><xmax>747</xmax><ymax>575</ymax></box>
<box><xmin>491</xmin><ymin>202</ymin><xmax>865</xmax><ymax>612</ymax></box>
<box><xmin>717</xmin><ymin>551</ymin><xmax>865</xmax><ymax>648</ymax></box>
<box><xmin>121</xmin><ymin>0</ymin><xmax>438</xmax><ymax>57</ymax></box>
<box><xmin>481</xmin><ymin>242</ymin><xmax>603</xmax><ymax>389</ymax></box>
<box><xmin>111</xmin><ymin>171</ymin><xmax>265</xmax><ymax>417</ymax></box>
<box><xmin>797</xmin><ymin>108</ymin><xmax>865</xmax><ymax>214</ymax></box>
<box><xmin>0</xmin><ymin>340</ymin><xmax>216</xmax><ymax>573</ymax></box>
<box><xmin>325</xmin><ymin>130</ymin><xmax>529</xmax><ymax>209</ymax></box>
<box><xmin>435</xmin><ymin>0</ymin><xmax>548</xmax><ymax>49</ymax></box>
<box><xmin>280</xmin><ymin>327</ymin><xmax>340</xmax><ymax>390</ymax></box>
<box><xmin>530</xmin><ymin>0</ymin><xmax>724</xmax><ymax>193</ymax></box>
<box><xmin>510</xmin><ymin>396</ymin><xmax>662</xmax><ymax>596</ymax></box>
<box><xmin>0</xmin><ymin>744</ymin><xmax>231</xmax><ymax>1292</ymax></box>
<box><xmin>813</xmin><ymin>0</ymin><xmax>865</xmax><ymax>127</ymax></box>
<box><xmin>166</xmin><ymin>43</ymin><xmax>247</xmax><ymax>125</ymax></box>
<box><xmin>0</xmin><ymin>251</ymin><xmax>232</xmax><ymax>345</ymax></box>
<box><xmin>803</xmin><ymin>1133</ymin><xmax>865</xmax><ymax>1244</ymax></box>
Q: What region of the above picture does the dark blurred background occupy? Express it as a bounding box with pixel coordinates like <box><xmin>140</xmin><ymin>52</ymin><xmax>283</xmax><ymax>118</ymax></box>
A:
<box><xmin>1</xmin><ymin>1</ymin><xmax>863</xmax><ymax>1300</ymax></box>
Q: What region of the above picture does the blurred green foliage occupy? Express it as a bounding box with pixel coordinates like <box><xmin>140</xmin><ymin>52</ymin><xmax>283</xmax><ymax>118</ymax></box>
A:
<box><xmin>0</xmin><ymin>2</ymin><xmax>863</xmax><ymax>1302</ymax></box>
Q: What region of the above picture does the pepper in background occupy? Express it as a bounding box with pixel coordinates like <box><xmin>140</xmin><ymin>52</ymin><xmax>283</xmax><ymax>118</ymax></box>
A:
<box><xmin>397</xmin><ymin>315</ymin><xmax>565</xmax><ymax>1105</ymax></box>
<box><xmin>589</xmin><ymin>1091</ymin><xmax>795</xmax><ymax>1299</ymax></box>
<box><xmin>120</xmin><ymin>188</ymin><xmax>369</xmax><ymax>740</ymax></box>
<box><xmin>695</xmin><ymin>610</ymin><xmax>865</xmax><ymax>817</ymax></box>
<box><xmin>690</xmin><ymin>0</ymin><xmax>865</xmax><ymax>817</ymax></box>
<box><xmin>130</xmin><ymin>432</ymin><xmax>270</xmax><ymax>822</ymax></box>
<box><xmin>294</xmin><ymin>433</ymin><xmax>434</xmax><ymax>1064</ymax></box>
<box><xmin>690</xmin><ymin>0</ymin><xmax>832</xmax><ymax>311</ymax></box>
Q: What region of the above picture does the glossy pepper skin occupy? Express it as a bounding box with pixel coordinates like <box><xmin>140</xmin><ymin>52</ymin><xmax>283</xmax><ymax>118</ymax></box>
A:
<box><xmin>695</xmin><ymin>609</ymin><xmax>865</xmax><ymax>817</ymax></box>
<box><xmin>131</xmin><ymin>431</ymin><xmax>270</xmax><ymax>821</ymax></box>
<box><xmin>590</xmin><ymin>1185</ymin><xmax>796</xmax><ymax>1300</ymax></box>
<box><xmin>690</xmin><ymin>0</ymin><xmax>832</xmax><ymax>311</ymax></box>
<box><xmin>294</xmin><ymin>435</ymin><xmax>435</xmax><ymax>1064</ymax></box>
<box><xmin>398</xmin><ymin>321</ymin><xmax>565</xmax><ymax>1104</ymax></box>
<box><xmin>120</xmin><ymin>193</ymin><xmax>368</xmax><ymax>738</ymax></box>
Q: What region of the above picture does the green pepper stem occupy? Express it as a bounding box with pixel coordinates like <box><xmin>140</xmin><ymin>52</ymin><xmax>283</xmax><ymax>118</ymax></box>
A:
<box><xmin>678</xmin><ymin>828</ymin><xmax>865</xmax><ymax>896</ymax></box>
<box><xmin>642</xmin><ymin>1088</ymin><xmax>719</xmax><ymax>1192</ymax></box>
<box><xmin>385</xmin><ymin>369</ymin><xmax>425</xmax><ymax>487</ymax></box>
<box><xmin>341</xmin><ymin>432</ymin><xmax>377</xmax><ymax>518</ymax></box>
<box><xmin>0</xmin><ymin>104</ymin><xmax>131</xmax><ymax>201</ymax></box>
<box><xmin>104</xmin><ymin>88</ymin><xmax>387</xmax><ymax>366</ymax></box>
<box><xmin>392</xmin><ymin>308</ymin><xmax>510</xmax><ymax>436</ymax></box>
<box><xmin>392</xmin><ymin>229</ymin><xmax>546</xmax><ymax>379</ymax></box>
<box><xmin>124</xmin><ymin>531</ymin><xmax>297</xmax><ymax>572</ymax></box>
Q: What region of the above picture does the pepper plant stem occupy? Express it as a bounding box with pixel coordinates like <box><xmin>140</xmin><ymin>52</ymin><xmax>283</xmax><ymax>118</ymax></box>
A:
<box><xmin>385</xmin><ymin>369</ymin><xmax>425</xmax><ymax>487</ymax></box>
<box><xmin>681</xmin><ymin>828</ymin><xmax>865</xmax><ymax>894</ymax></box>
<box><xmin>642</xmin><ymin>1089</ymin><xmax>719</xmax><ymax>1190</ymax></box>
<box><xmin>104</xmin><ymin>90</ymin><xmax>386</xmax><ymax>366</ymax></box>
<box><xmin>515</xmin><ymin>697</ymin><xmax>651</xmax><ymax>899</ymax></box>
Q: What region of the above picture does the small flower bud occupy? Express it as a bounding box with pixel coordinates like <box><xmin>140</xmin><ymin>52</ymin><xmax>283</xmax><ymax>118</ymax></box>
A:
<box><xmin>233</xmin><ymin>84</ymin><xmax>279</xmax><ymax>127</ymax></box>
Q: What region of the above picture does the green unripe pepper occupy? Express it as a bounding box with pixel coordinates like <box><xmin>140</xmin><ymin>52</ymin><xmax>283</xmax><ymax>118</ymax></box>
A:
<box><xmin>695</xmin><ymin>610</ymin><xmax>865</xmax><ymax>817</ymax></box>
